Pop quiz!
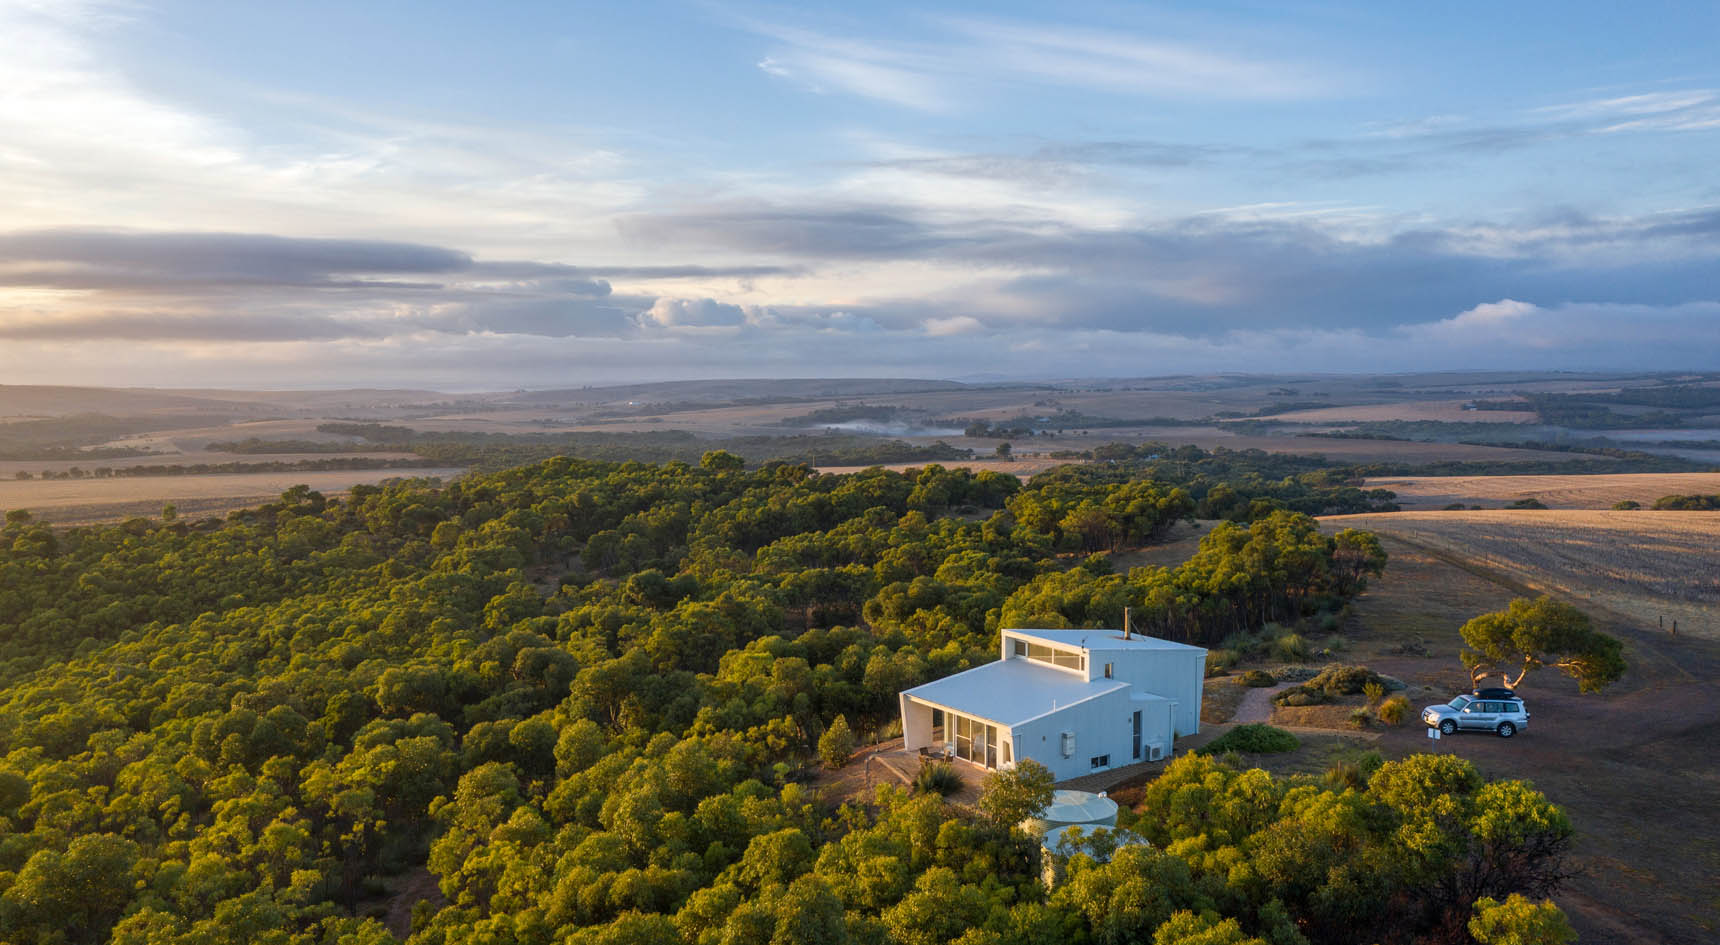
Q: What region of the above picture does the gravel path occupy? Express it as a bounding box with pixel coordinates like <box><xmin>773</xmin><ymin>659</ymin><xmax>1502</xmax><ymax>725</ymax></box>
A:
<box><xmin>1233</xmin><ymin>683</ymin><xmax>1293</xmax><ymax>723</ymax></box>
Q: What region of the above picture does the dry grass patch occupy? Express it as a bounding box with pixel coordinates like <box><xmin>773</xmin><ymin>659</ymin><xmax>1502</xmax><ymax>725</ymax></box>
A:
<box><xmin>1367</xmin><ymin>472</ymin><xmax>1720</xmax><ymax>510</ymax></box>
<box><xmin>1271</xmin><ymin>701</ymin><xmax>1367</xmax><ymax>730</ymax></box>
<box><xmin>1270</xmin><ymin>400</ymin><xmax>1538</xmax><ymax>424</ymax></box>
<box><xmin>1201</xmin><ymin>677</ymin><xmax>1249</xmax><ymax>725</ymax></box>
<box><xmin>1327</xmin><ymin>510</ymin><xmax>1720</xmax><ymax>639</ymax></box>
<box><xmin>0</xmin><ymin>468</ymin><xmax>463</xmax><ymax>525</ymax></box>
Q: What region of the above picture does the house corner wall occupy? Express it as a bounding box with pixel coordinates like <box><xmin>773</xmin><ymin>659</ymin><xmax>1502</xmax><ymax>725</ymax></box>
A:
<box><xmin>900</xmin><ymin>694</ymin><xmax>934</xmax><ymax>752</ymax></box>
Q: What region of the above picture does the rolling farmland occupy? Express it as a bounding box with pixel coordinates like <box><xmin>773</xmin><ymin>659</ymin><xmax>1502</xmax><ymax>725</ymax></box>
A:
<box><xmin>1367</xmin><ymin>471</ymin><xmax>1720</xmax><ymax>509</ymax></box>
<box><xmin>0</xmin><ymin>468</ymin><xmax>464</xmax><ymax>525</ymax></box>
<box><xmin>1326</xmin><ymin>510</ymin><xmax>1720</xmax><ymax>638</ymax></box>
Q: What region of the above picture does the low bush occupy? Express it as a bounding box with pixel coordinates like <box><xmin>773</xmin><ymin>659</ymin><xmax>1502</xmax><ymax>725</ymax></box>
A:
<box><xmin>912</xmin><ymin>761</ymin><xmax>964</xmax><ymax>797</ymax></box>
<box><xmin>1506</xmin><ymin>497</ymin><xmax>1548</xmax><ymax>509</ymax></box>
<box><xmin>1240</xmin><ymin>669</ymin><xmax>1277</xmax><ymax>688</ymax></box>
<box><xmin>1378</xmin><ymin>694</ymin><xmax>1410</xmax><ymax>725</ymax></box>
<box><xmin>1362</xmin><ymin>681</ymin><xmax>1385</xmax><ymax>705</ymax></box>
<box><xmin>1348</xmin><ymin>708</ymin><xmax>1373</xmax><ymax>729</ymax></box>
<box><xmin>1272</xmin><ymin>632</ymin><xmax>1311</xmax><ymax>663</ymax></box>
<box><xmin>1652</xmin><ymin>493</ymin><xmax>1720</xmax><ymax>510</ymax></box>
<box><xmin>1216</xmin><ymin>622</ymin><xmax>1326</xmax><ymax>667</ymax></box>
<box><xmin>1273</xmin><ymin>663</ymin><xmax>1389</xmax><ymax>706</ymax></box>
<box><xmin>1197</xmin><ymin>723</ymin><xmax>1300</xmax><ymax>755</ymax></box>
<box><xmin>1205</xmin><ymin>649</ymin><xmax>1238</xmax><ymax>676</ymax></box>
<box><xmin>1324</xmin><ymin>750</ymin><xmax>1385</xmax><ymax>790</ymax></box>
<box><xmin>1612</xmin><ymin>500</ymin><xmax>1641</xmax><ymax>510</ymax></box>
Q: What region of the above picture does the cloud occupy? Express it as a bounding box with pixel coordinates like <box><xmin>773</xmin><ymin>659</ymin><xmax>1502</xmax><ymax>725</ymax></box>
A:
<box><xmin>756</xmin><ymin>38</ymin><xmax>948</xmax><ymax>112</ymax></box>
<box><xmin>642</xmin><ymin>297</ymin><xmax>749</xmax><ymax>328</ymax></box>
<box><xmin>0</xmin><ymin>229</ymin><xmax>471</xmax><ymax>291</ymax></box>
<box><xmin>620</xmin><ymin>200</ymin><xmax>1720</xmax><ymax>337</ymax></box>
<box><xmin>1406</xmin><ymin>298</ymin><xmax>1720</xmax><ymax>352</ymax></box>
<box><xmin>620</xmin><ymin>205</ymin><xmax>960</xmax><ymax>259</ymax></box>
<box><xmin>1535</xmin><ymin>90</ymin><xmax>1720</xmax><ymax>131</ymax></box>
<box><xmin>925</xmin><ymin>315</ymin><xmax>982</xmax><ymax>336</ymax></box>
<box><xmin>0</xmin><ymin>227</ymin><xmax>827</xmax><ymax>342</ymax></box>
<box><xmin>0</xmin><ymin>311</ymin><xmax>378</xmax><ymax>342</ymax></box>
<box><xmin>937</xmin><ymin>17</ymin><xmax>1332</xmax><ymax>101</ymax></box>
<box><xmin>743</xmin><ymin>12</ymin><xmax>1337</xmax><ymax>111</ymax></box>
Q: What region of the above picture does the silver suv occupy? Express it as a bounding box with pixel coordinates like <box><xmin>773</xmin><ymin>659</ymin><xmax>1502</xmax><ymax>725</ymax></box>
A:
<box><xmin>1422</xmin><ymin>694</ymin><xmax>1530</xmax><ymax>738</ymax></box>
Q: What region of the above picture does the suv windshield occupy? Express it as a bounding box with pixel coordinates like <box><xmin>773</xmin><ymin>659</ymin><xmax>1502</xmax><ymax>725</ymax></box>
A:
<box><xmin>1447</xmin><ymin>696</ymin><xmax>1472</xmax><ymax>710</ymax></box>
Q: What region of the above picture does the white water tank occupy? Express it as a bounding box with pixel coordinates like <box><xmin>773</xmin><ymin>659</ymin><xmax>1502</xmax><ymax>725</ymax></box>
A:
<box><xmin>1021</xmin><ymin>789</ymin><xmax>1119</xmax><ymax>834</ymax></box>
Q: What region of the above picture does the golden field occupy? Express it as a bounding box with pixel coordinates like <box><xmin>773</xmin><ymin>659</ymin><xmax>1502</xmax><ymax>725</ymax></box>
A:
<box><xmin>0</xmin><ymin>468</ymin><xmax>464</xmax><ymax>525</ymax></box>
<box><xmin>1325</xmin><ymin>510</ymin><xmax>1720</xmax><ymax>638</ymax></box>
<box><xmin>1368</xmin><ymin>471</ymin><xmax>1720</xmax><ymax>509</ymax></box>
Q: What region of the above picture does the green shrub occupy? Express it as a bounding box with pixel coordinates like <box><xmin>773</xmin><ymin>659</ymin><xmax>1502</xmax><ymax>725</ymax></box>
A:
<box><xmin>1348</xmin><ymin>708</ymin><xmax>1373</xmax><ymax>729</ymax></box>
<box><xmin>1377</xmin><ymin>694</ymin><xmax>1410</xmax><ymax>725</ymax></box>
<box><xmin>1271</xmin><ymin>633</ymin><xmax>1310</xmax><ymax>663</ymax></box>
<box><xmin>1362</xmin><ymin>681</ymin><xmax>1385</xmax><ymax>705</ymax></box>
<box><xmin>1611</xmin><ymin>500</ymin><xmax>1641</xmax><ymax>510</ymax></box>
<box><xmin>1324</xmin><ymin>749</ymin><xmax>1385</xmax><ymax>790</ymax></box>
<box><xmin>912</xmin><ymin>761</ymin><xmax>963</xmax><ymax>797</ymax></box>
<box><xmin>1506</xmin><ymin>497</ymin><xmax>1548</xmax><ymax>509</ymax></box>
<box><xmin>1307</xmin><ymin>663</ymin><xmax>1386</xmax><ymax>696</ymax></box>
<box><xmin>1240</xmin><ymin>669</ymin><xmax>1277</xmax><ymax>688</ymax></box>
<box><xmin>1273</xmin><ymin>663</ymin><xmax>1388</xmax><ymax>707</ymax></box>
<box><xmin>1197</xmin><ymin>723</ymin><xmax>1299</xmax><ymax>755</ymax></box>
<box><xmin>1651</xmin><ymin>493</ymin><xmax>1720</xmax><ymax>510</ymax></box>
<box><xmin>818</xmin><ymin>714</ymin><xmax>856</xmax><ymax>769</ymax></box>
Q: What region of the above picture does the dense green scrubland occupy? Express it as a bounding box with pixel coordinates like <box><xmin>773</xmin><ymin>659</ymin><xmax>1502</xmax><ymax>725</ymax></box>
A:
<box><xmin>0</xmin><ymin>455</ymin><xmax>1573</xmax><ymax>944</ymax></box>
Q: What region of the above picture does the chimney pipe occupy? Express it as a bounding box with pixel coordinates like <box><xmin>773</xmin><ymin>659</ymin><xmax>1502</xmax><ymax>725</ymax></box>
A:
<box><xmin>1123</xmin><ymin>606</ymin><xmax>1132</xmax><ymax>641</ymax></box>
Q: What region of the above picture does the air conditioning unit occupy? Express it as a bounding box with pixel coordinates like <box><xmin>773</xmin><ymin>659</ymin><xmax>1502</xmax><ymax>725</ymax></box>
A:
<box><xmin>1147</xmin><ymin>744</ymin><xmax>1165</xmax><ymax>762</ymax></box>
<box><xmin>1060</xmin><ymin>731</ymin><xmax>1075</xmax><ymax>758</ymax></box>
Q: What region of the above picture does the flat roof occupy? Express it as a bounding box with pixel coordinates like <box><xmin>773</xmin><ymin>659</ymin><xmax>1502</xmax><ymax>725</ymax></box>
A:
<box><xmin>1004</xmin><ymin>628</ymin><xmax>1206</xmax><ymax>654</ymax></box>
<box><xmin>902</xmin><ymin>658</ymin><xmax>1128</xmax><ymax>728</ymax></box>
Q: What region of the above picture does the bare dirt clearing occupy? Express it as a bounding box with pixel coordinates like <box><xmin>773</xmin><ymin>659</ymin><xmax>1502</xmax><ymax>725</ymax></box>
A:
<box><xmin>1368</xmin><ymin>472</ymin><xmax>1720</xmax><ymax>509</ymax></box>
<box><xmin>1326</xmin><ymin>510</ymin><xmax>1720</xmax><ymax>639</ymax></box>
<box><xmin>0</xmin><ymin>468</ymin><xmax>463</xmax><ymax>525</ymax></box>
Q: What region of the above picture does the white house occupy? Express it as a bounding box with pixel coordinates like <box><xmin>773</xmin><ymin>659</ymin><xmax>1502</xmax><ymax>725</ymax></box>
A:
<box><xmin>897</xmin><ymin>627</ymin><xmax>1205</xmax><ymax>782</ymax></box>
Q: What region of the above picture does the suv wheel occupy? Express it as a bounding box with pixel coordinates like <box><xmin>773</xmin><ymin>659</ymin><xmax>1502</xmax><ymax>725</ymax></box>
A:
<box><xmin>1438</xmin><ymin>719</ymin><xmax>1457</xmax><ymax>736</ymax></box>
<box><xmin>1496</xmin><ymin>722</ymin><xmax>1516</xmax><ymax>738</ymax></box>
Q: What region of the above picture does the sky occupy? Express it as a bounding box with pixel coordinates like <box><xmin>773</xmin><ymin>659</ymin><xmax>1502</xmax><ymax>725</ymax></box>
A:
<box><xmin>1</xmin><ymin>0</ymin><xmax>1718</xmax><ymax>389</ymax></box>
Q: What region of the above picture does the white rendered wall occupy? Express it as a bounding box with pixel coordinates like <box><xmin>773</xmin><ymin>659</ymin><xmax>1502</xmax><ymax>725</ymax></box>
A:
<box><xmin>901</xmin><ymin>694</ymin><xmax>935</xmax><ymax>751</ymax></box>
<box><xmin>1009</xmin><ymin>688</ymin><xmax>1175</xmax><ymax>782</ymax></box>
<box><xmin>1113</xmin><ymin>648</ymin><xmax>1204</xmax><ymax>736</ymax></box>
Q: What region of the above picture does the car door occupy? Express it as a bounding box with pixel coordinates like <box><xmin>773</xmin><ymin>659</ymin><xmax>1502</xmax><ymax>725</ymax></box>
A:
<box><xmin>1461</xmin><ymin>700</ymin><xmax>1497</xmax><ymax>730</ymax></box>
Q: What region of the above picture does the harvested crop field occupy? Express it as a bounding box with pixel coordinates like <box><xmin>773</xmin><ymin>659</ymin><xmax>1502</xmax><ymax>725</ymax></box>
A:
<box><xmin>1326</xmin><ymin>510</ymin><xmax>1720</xmax><ymax>639</ymax></box>
<box><xmin>1368</xmin><ymin>472</ymin><xmax>1720</xmax><ymax>509</ymax></box>
<box><xmin>1269</xmin><ymin>399</ymin><xmax>1538</xmax><ymax>423</ymax></box>
<box><xmin>0</xmin><ymin>468</ymin><xmax>464</xmax><ymax>525</ymax></box>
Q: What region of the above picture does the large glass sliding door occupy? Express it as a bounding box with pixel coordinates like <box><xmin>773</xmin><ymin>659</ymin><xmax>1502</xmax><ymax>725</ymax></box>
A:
<box><xmin>950</xmin><ymin>713</ymin><xmax>999</xmax><ymax>768</ymax></box>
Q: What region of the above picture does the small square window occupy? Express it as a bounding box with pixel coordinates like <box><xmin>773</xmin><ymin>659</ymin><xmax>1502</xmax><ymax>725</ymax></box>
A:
<box><xmin>1089</xmin><ymin>754</ymin><xmax>1110</xmax><ymax>769</ymax></box>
